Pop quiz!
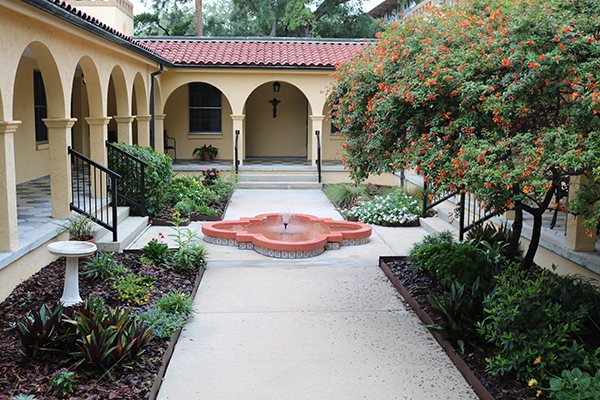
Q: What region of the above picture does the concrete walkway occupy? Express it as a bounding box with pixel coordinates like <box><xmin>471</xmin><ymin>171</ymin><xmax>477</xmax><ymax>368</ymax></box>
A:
<box><xmin>150</xmin><ymin>189</ymin><xmax>478</xmax><ymax>399</ymax></box>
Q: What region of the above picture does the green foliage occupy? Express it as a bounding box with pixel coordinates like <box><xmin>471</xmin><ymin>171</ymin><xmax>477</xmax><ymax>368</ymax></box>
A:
<box><xmin>210</xmin><ymin>171</ymin><xmax>238</xmax><ymax>202</ymax></box>
<box><xmin>547</xmin><ymin>368</ymin><xmax>600</xmax><ymax>400</ymax></box>
<box><xmin>193</xmin><ymin>145</ymin><xmax>219</xmax><ymax>159</ymax></box>
<box><xmin>58</xmin><ymin>214</ymin><xmax>95</xmax><ymax>241</ymax></box>
<box><xmin>425</xmin><ymin>279</ymin><xmax>484</xmax><ymax>353</ymax></box>
<box><xmin>156</xmin><ymin>291</ymin><xmax>194</xmax><ymax>315</ymax></box>
<box><xmin>345</xmin><ymin>189</ymin><xmax>421</xmax><ymax>225</ymax></box>
<box><xmin>134</xmin><ymin>0</ymin><xmax>194</xmax><ymax>36</ymax></box>
<box><xmin>141</xmin><ymin>236</ymin><xmax>169</xmax><ymax>264</ymax></box>
<box><xmin>420</xmin><ymin>242</ymin><xmax>493</xmax><ymax>288</ymax></box>
<box><xmin>16</xmin><ymin>303</ymin><xmax>64</xmax><ymax>358</ymax></box>
<box><xmin>113</xmin><ymin>273</ymin><xmax>153</xmax><ymax>305</ymax></box>
<box><xmin>49</xmin><ymin>368</ymin><xmax>76</xmax><ymax>395</ymax></box>
<box><xmin>168</xmin><ymin>217</ymin><xmax>207</xmax><ymax>270</ymax></box>
<box><xmin>329</xmin><ymin>0</ymin><xmax>600</xmax><ymax>266</ymax></box>
<box><xmin>477</xmin><ymin>265</ymin><xmax>598</xmax><ymax>381</ymax></box>
<box><xmin>66</xmin><ymin>301</ymin><xmax>153</xmax><ymax>373</ymax></box>
<box><xmin>324</xmin><ymin>183</ymin><xmax>371</xmax><ymax>209</ymax></box>
<box><xmin>134</xmin><ymin>307</ymin><xmax>189</xmax><ymax>339</ymax></box>
<box><xmin>166</xmin><ymin>176</ymin><xmax>219</xmax><ymax>206</ymax></box>
<box><xmin>111</xmin><ymin>143</ymin><xmax>173</xmax><ymax>217</ymax></box>
<box><xmin>408</xmin><ymin>231</ymin><xmax>455</xmax><ymax>270</ymax></box>
<box><xmin>552</xmin><ymin>273</ymin><xmax>600</xmax><ymax>338</ymax></box>
<box><xmin>82</xmin><ymin>252</ymin><xmax>124</xmax><ymax>280</ymax></box>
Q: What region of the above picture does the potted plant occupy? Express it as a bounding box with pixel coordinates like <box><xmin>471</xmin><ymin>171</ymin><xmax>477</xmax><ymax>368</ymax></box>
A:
<box><xmin>60</xmin><ymin>214</ymin><xmax>96</xmax><ymax>242</ymax></box>
<box><xmin>193</xmin><ymin>145</ymin><xmax>218</xmax><ymax>161</ymax></box>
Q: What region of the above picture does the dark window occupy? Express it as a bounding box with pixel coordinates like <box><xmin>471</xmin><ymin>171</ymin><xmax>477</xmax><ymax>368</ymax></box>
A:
<box><xmin>189</xmin><ymin>83</ymin><xmax>222</xmax><ymax>134</ymax></box>
<box><xmin>331</xmin><ymin>122</ymin><xmax>341</xmax><ymax>136</ymax></box>
<box><xmin>34</xmin><ymin>70</ymin><xmax>48</xmax><ymax>143</ymax></box>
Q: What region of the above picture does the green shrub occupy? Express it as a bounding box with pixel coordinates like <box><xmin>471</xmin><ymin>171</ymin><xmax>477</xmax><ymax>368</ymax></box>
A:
<box><xmin>166</xmin><ymin>176</ymin><xmax>219</xmax><ymax>206</ymax></box>
<box><xmin>420</xmin><ymin>242</ymin><xmax>493</xmax><ymax>288</ymax></box>
<box><xmin>141</xmin><ymin>236</ymin><xmax>169</xmax><ymax>264</ymax></box>
<box><xmin>113</xmin><ymin>273</ymin><xmax>153</xmax><ymax>304</ymax></box>
<box><xmin>477</xmin><ymin>265</ymin><xmax>598</xmax><ymax>381</ymax></box>
<box><xmin>408</xmin><ymin>230</ymin><xmax>455</xmax><ymax>270</ymax></box>
<box><xmin>552</xmin><ymin>272</ymin><xmax>600</xmax><ymax>338</ymax></box>
<box><xmin>156</xmin><ymin>291</ymin><xmax>194</xmax><ymax>315</ymax></box>
<box><xmin>209</xmin><ymin>172</ymin><xmax>237</xmax><ymax>202</ymax></box>
<box><xmin>466</xmin><ymin>222</ymin><xmax>522</xmax><ymax>266</ymax></box>
<box><xmin>173</xmin><ymin>197</ymin><xmax>195</xmax><ymax>217</ymax></box>
<box><xmin>111</xmin><ymin>143</ymin><xmax>173</xmax><ymax>217</ymax></box>
<box><xmin>82</xmin><ymin>252</ymin><xmax>124</xmax><ymax>280</ymax></box>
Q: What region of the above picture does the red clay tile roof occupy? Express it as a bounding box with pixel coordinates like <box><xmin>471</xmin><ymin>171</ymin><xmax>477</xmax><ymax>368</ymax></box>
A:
<box><xmin>140</xmin><ymin>39</ymin><xmax>366</xmax><ymax>68</ymax></box>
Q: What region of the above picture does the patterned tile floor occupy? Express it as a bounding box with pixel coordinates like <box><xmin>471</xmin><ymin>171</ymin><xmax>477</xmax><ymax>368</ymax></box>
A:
<box><xmin>16</xmin><ymin>175</ymin><xmax>53</xmax><ymax>236</ymax></box>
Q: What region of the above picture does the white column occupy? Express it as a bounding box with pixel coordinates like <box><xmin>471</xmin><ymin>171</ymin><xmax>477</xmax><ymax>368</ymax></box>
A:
<box><xmin>155</xmin><ymin>114</ymin><xmax>166</xmax><ymax>154</ymax></box>
<box><xmin>309</xmin><ymin>115</ymin><xmax>324</xmax><ymax>167</ymax></box>
<box><xmin>231</xmin><ymin>114</ymin><xmax>245</xmax><ymax>167</ymax></box>
<box><xmin>135</xmin><ymin>115</ymin><xmax>152</xmax><ymax>147</ymax></box>
<box><xmin>113</xmin><ymin>115</ymin><xmax>135</xmax><ymax>144</ymax></box>
<box><xmin>43</xmin><ymin>118</ymin><xmax>77</xmax><ymax>219</ymax></box>
<box><xmin>0</xmin><ymin>121</ymin><xmax>21</xmax><ymax>251</ymax></box>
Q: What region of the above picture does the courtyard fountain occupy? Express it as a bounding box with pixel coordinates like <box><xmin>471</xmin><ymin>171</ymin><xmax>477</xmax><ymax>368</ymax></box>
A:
<box><xmin>202</xmin><ymin>213</ymin><xmax>371</xmax><ymax>258</ymax></box>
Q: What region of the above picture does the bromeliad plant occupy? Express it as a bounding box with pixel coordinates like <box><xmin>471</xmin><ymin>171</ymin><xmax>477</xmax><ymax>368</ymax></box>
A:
<box><xmin>16</xmin><ymin>303</ymin><xmax>64</xmax><ymax>358</ymax></box>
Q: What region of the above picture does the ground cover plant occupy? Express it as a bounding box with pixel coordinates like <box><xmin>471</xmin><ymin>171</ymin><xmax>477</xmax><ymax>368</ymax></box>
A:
<box><xmin>329</xmin><ymin>0</ymin><xmax>600</xmax><ymax>268</ymax></box>
<box><xmin>0</xmin><ymin>240</ymin><xmax>205</xmax><ymax>399</ymax></box>
<box><xmin>391</xmin><ymin>228</ymin><xmax>600</xmax><ymax>399</ymax></box>
<box><xmin>343</xmin><ymin>188</ymin><xmax>421</xmax><ymax>225</ymax></box>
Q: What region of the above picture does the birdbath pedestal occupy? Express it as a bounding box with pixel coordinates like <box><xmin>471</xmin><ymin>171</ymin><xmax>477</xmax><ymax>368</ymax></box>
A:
<box><xmin>47</xmin><ymin>241</ymin><xmax>97</xmax><ymax>306</ymax></box>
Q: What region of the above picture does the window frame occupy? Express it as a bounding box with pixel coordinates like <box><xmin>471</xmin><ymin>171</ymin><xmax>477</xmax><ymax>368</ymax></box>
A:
<box><xmin>34</xmin><ymin>69</ymin><xmax>48</xmax><ymax>144</ymax></box>
<box><xmin>188</xmin><ymin>82</ymin><xmax>222</xmax><ymax>135</ymax></box>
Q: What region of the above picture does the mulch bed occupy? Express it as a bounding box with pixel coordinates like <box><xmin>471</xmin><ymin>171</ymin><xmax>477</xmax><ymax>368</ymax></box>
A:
<box><xmin>0</xmin><ymin>253</ymin><xmax>201</xmax><ymax>400</ymax></box>
<box><xmin>384</xmin><ymin>258</ymin><xmax>546</xmax><ymax>400</ymax></box>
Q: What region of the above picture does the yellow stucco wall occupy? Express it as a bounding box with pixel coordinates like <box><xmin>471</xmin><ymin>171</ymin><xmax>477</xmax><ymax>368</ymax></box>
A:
<box><xmin>163</xmin><ymin>84</ymin><xmax>234</xmax><ymax>160</ymax></box>
<box><xmin>246</xmin><ymin>82</ymin><xmax>308</xmax><ymax>157</ymax></box>
<box><xmin>74</xmin><ymin>0</ymin><xmax>135</xmax><ymax>36</ymax></box>
<box><xmin>0</xmin><ymin>232</ymin><xmax>67</xmax><ymax>302</ymax></box>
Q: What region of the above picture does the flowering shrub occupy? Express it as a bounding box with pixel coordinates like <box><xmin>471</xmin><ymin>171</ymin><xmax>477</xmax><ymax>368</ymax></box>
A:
<box><xmin>202</xmin><ymin>167</ymin><xmax>221</xmax><ymax>186</ymax></box>
<box><xmin>135</xmin><ymin>308</ymin><xmax>189</xmax><ymax>339</ymax></box>
<box><xmin>345</xmin><ymin>189</ymin><xmax>420</xmax><ymax>225</ymax></box>
<box><xmin>114</xmin><ymin>273</ymin><xmax>153</xmax><ymax>304</ymax></box>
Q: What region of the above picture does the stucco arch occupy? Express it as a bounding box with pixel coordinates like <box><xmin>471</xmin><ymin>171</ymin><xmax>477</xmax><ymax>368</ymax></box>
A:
<box><xmin>245</xmin><ymin>81</ymin><xmax>309</xmax><ymax>158</ymax></box>
<box><xmin>244</xmin><ymin>79</ymin><xmax>315</xmax><ymax>117</ymax></box>
<box><xmin>76</xmin><ymin>56</ymin><xmax>104</xmax><ymax>117</ymax></box>
<box><xmin>109</xmin><ymin>65</ymin><xmax>129</xmax><ymax>116</ymax></box>
<box><xmin>162</xmin><ymin>78</ymin><xmax>234</xmax><ymax>115</ymax></box>
<box><xmin>132</xmin><ymin>72</ymin><xmax>148</xmax><ymax>116</ymax></box>
<box><xmin>18</xmin><ymin>42</ymin><xmax>66</xmax><ymax>118</ymax></box>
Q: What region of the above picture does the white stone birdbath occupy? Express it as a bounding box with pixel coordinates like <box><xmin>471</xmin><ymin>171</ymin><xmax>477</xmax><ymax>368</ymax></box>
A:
<box><xmin>47</xmin><ymin>241</ymin><xmax>97</xmax><ymax>306</ymax></box>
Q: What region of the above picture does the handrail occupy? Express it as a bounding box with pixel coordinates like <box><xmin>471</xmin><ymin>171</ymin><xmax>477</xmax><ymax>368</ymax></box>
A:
<box><xmin>106</xmin><ymin>141</ymin><xmax>148</xmax><ymax>217</ymax></box>
<box><xmin>315</xmin><ymin>130</ymin><xmax>322</xmax><ymax>184</ymax></box>
<box><xmin>422</xmin><ymin>174</ymin><xmax>499</xmax><ymax>241</ymax></box>
<box><xmin>69</xmin><ymin>147</ymin><xmax>121</xmax><ymax>242</ymax></box>
<box><xmin>234</xmin><ymin>130</ymin><xmax>240</xmax><ymax>174</ymax></box>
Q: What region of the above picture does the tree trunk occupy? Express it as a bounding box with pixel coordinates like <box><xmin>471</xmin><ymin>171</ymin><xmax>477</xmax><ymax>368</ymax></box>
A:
<box><xmin>521</xmin><ymin>209</ymin><xmax>542</xmax><ymax>269</ymax></box>
<box><xmin>507</xmin><ymin>205</ymin><xmax>523</xmax><ymax>262</ymax></box>
<box><xmin>195</xmin><ymin>0</ymin><xmax>203</xmax><ymax>36</ymax></box>
<box><xmin>270</xmin><ymin>19</ymin><xmax>277</xmax><ymax>37</ymax></box>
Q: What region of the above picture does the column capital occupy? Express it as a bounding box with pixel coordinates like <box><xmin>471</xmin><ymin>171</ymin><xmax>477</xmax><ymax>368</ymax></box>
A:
<box><xmin>135</xmin><ymin>115</ymin><xmax>152</xmax><ymax>122</ymax></box>
<box><xmin>309</xmin><ymin>115</ymin><xmax>325</xmax><ymax>122</ymax></box>
<box><xmin>85</xmin><ymin>117</ymin><xmax>111</xmax><ymax>126</ymax></box>
<box><xmin>43</xmin><ymin>118</ymin><xmax>77</xmax><ymax>129</ymax></box>
<box><xmin>230</xmin><ymin>114</ymin><xmax>245</xmax><ymax>122</ymax></box>
<box><xmin>0</xmin><ymin>120</ymin><xmax>22</xmax><ymax>134</ymax></box>
<box><xmin>156</xmin><ymin>114</ymin><xmax>167</xmax><ymax>121</ymax></box>
<box><xmin>113</xmin><ymin>116</ymin><xmax>135</xmax><ymax>124</ymax></box>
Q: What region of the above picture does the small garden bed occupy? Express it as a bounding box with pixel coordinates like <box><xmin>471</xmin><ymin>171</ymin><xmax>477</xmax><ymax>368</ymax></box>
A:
<box><xmin>382</xmin><ymin>228</ymin><xmax>600</xmax><ymax>400</ymax></box>
<box><xmin>0</xmin><ymin>223</ymin><xmax>207</xmax><ymax>400</ymax></box>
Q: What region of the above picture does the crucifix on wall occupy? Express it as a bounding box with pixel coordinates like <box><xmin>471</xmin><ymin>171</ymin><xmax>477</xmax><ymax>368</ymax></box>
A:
<box><xmin>269</xmin><ymin>98</ymin><xmax>281</xmax><ymax>118</ymax></box>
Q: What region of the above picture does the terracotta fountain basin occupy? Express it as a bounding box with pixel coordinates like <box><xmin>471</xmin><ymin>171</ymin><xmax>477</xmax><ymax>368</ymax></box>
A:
<box><xmin>202</xmin><ymin>213</ymin><xmax>371</xmax><ymax>258</ymax></box>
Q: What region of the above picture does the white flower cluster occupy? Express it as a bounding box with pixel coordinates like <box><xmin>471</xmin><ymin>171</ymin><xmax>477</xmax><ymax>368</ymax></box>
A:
<box><xmin>343</xmin><ymin>190</ymin><xmax>420</xmax><ymax>225</ymax></box>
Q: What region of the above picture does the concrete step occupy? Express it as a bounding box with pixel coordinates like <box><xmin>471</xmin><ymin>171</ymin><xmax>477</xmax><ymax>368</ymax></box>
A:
<box><xmin>239</xmin><ymin>173</ymin><xmax>319</xmax><ymax>183</ymax></box>
<box><xmin>237</xmin><ymin>181</ymin><xmax>323</xmax><ymax>189</ymax></box>
<box><xmin>95</xmin><ymin>208</ymin><xmax>149</xmax><ymax>252</ymax></box>
<box><xmin>419</xmin><ymin>216</ymin><xmax>460</xmax><ymax>241</ymax></box>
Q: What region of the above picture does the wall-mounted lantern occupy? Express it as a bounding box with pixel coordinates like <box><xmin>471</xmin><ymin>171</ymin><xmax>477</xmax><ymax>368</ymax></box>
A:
<box><xmin>273</xmin><ymin>81</ymin><xmax>281</xmax><ymax>93</ymax></box>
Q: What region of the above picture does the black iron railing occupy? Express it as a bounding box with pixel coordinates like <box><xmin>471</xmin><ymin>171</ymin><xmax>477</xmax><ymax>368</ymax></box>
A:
<box><xmin>234</xmin><ymin>130</ymin><xmax>240</xmax><ymax>174</ymax></box>
<box><xmin>315</xmin><ymin>130</ymin><xmax>322</xmax><ymax>184</ymax></box>
<box><xmin>106</xmin><ymin>141</ymin><xmax>147</xmax><ymax>217</ymax></box>
<box><xmin>69</xmin><ymin>147</ymin><xmax>120</xmax><ymax>242</ymax></box>
<box><xmin>422</xmin><ymin>176</ymin><xmax>500</xmax><ymax>241</ymax></box>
